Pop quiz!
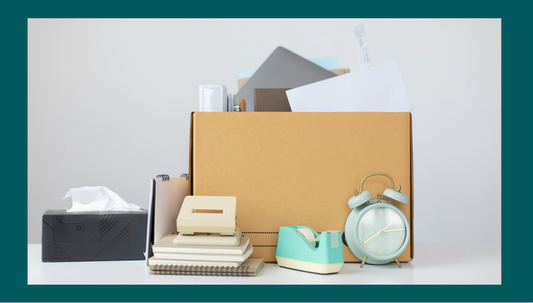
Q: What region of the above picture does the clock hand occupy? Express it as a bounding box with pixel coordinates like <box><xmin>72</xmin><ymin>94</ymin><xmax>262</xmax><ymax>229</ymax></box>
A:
<box><xmin>382</xmin><ymin>222</ymin><xmax>393</xmax><ymax>231</ymax></box>
<box><xmin>363</xmin><ymin>231</ymin><xmax>380</xmax><ymax>244</ymax></box>
<box><xmin>370</xmin><ymin>225</ymin><xmax>380</xmax><ymax>231</ymax></box>
<box><xmin>384</xmin><ymin>229</ymin><xmax>405</xmax><ymax>233</ymax></box>
<box><xmin>364</xmin><ymin>223</ymin><xmax>395</xmax><ymax>244</ymax></box>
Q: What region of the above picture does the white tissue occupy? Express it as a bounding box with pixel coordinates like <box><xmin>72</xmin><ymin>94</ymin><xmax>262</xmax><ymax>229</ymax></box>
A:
<box><xmin>62</xmin><ymin>186</ymin><xmax>141</xmax><ymax>212</ymax></box>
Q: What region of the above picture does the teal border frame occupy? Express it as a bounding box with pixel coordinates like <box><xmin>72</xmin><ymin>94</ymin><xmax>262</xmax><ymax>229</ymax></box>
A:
<box><xmin>5</xmin><ymin>0</ymin><xmax>521</xmax><ymax>301</ymax></box>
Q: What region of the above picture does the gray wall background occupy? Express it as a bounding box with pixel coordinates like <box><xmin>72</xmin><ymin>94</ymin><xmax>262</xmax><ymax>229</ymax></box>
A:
<box><xmin>28</xmin><ymin>19</ymin><xmax>501</xmax><ymax>245</ymax></box>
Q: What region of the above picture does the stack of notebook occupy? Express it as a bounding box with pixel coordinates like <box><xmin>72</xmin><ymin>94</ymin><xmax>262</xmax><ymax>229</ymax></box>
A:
<box><xmin>149</xmin><ymin>233</ymin><xmax>263</xmax><ymax>276</ymax></box>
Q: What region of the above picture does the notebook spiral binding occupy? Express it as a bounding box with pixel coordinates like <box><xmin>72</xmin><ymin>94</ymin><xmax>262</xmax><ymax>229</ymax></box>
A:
<box><xmin>155</xmin><ymin>174</ymin><xmax>170</xmax><ymax>181</ymax></box>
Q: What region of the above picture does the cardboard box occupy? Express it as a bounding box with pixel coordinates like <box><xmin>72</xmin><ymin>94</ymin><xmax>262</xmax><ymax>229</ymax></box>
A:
<box><xmin>42</xmin><ymin>209</ymin><xmax>148</xmax><ymax>262</ymax></box>
<box><xmin>189</xmin><ymin>112</ymin><xmax>412</xmax><ymax>263</ymax></box>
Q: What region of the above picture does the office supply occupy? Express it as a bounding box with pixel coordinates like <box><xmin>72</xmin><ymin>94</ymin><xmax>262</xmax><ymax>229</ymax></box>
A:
<box><xmin>189</xmin><ymin>112</ymin><xmax>413</xmax><ymax>262</ymax></box>
<box><xmin>275</xmin><ymin>226</ymin><xmax>344</xmax><ymax>274</ymax></box>
<box><xmin>254</xmin><ymin>88</ymin><xmax>291</xmax><ymax>112</ymax></box>
<box><xmin>296</xmin><ymin>228</ymin><xmax>318</xmax><ymax>247</ymax></box>
<box><xmin>154</xmin><ymin>233</ymin><xmax>250</xmax><ymax>255</ymax></box>
<box><xmin>149</xmin><ymin>258</ymin><xmax>264</xmax><ymax>276</ymax></box>
<box><xmin>148</xmin><ymin>257</ymin><xmax>242</xmax><ymax>267</ymax></box>
<box><xmin>145</xmin><ymin>174</ymin><xmax>189</xmax><ymax>265</ymax></box>
<box><xmin>153</xmin><ymin>242</ymin><xmax>253</xmax><ymax>262</ymax></box>
<box><xmin>173</xmin><ymin>228</ymin><xmax>242</xmax><ymax>246</ymax></box>
<box><xmin>176</xmin><ymin>196</ymin><xmax>237</xmax><ymax>235</ymax></box>
<box><xmin>238</xmin><ymin>55</ymin><xmax>340</xmax><ymax>80</ymax></box>
<box><xmin>344</xmin><ymin>173</ymin><xmax>410</xmax><ymax>268</ymax></box>
<box><xmin>42</xmin><ymin>209</ymin><xmax>147</xmax><ymax>262</ymax></box>
<box><xmin>354</xmin><ymin>24</ymin><xmax>371</xmax><ymax>69</ymax></box>
<box><xmin>238</xmin><ymin>68</ymin><xmax>350</xmax><ymax>90</ymax></box>
<box><xmin>234</xmin><ymin>46</ymin><xmax>336</xmax><ymax>111</ymax></box>
<box><xmin>227</xmin><ymin>94</ymin><xmax>237</xmax><ymax>111</ymax></box>
<box><xmin>173</xmin><ymin>195</ymin><xmax>240</xmax><ymax>245</ymax></box>
<box><xmin>286</xmin><ymin>61</ymin><xmax>411</xmax><ymax>112</ymax></box>
<box><xmin>199</xmin><ymin>84</ymin><xmax>228</xmax><ymax>112</ymax></box>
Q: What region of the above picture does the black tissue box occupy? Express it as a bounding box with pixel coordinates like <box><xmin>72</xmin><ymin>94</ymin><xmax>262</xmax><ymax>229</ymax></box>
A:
<box><xmin>42</xmin><ymin>209</ymin><xmax>148</xmax><ymax>262</ymax></box>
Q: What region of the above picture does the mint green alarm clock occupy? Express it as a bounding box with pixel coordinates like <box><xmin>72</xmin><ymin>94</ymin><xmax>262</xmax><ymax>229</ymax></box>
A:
<box><xmin>344</xmin><ymin>173</ymin><xmax>410</xmax><ymax>268</ymax></box>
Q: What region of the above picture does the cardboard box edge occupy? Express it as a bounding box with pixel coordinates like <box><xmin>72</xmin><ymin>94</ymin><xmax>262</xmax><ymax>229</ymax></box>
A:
<box><xmin>409</xmin><ymin>112</ymin><xmax>414</xmax><ymax>262</ymax></box>
<box><xmin>189</xmin><ymin>112</ymin><xmax>195</xmax><ymax>195</ymax></box>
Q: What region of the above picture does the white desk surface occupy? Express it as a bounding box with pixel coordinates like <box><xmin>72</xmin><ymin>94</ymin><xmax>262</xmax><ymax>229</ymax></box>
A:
<box><xmin>28</xmin><ymin>243</ymin><xmax>500</xmax><ymax>285</ymax></box>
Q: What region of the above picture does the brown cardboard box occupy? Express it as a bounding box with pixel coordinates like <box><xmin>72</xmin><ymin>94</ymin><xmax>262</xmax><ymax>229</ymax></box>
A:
<box><xmin>237</xmin><ymin>68</ymin><xmax>350</xmax><ymax>90</ymax></box>
<box><xmin>189</xmin><ymin>112</ymin><xmax>413</xmax><ymax>263</ymax></box>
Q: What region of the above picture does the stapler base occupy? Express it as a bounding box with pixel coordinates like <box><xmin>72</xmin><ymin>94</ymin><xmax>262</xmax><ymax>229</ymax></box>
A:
<box><xmin>276</xmin><ymin>256</ymin><xmax>343</xmax><ymax>274</ymax></box>
<box><xmin>173</xmin><ymin>228</ymin><xmax>241</xmax><ymax>246</ymax></box>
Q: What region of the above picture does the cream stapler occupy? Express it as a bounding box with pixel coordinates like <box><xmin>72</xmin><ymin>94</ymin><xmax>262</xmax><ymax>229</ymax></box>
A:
<box><xmin>173</xmin><ymin>196</ymin><xmax>240</xmax><ymax>246</ymax></box>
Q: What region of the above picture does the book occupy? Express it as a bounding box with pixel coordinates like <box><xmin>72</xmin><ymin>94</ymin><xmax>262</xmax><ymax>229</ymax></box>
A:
<box><xmin>152</xmin><ymin>243</ymin><xmax>253</xmax><ymax>262</ymax></box>
<box><xmin>145</xmin><ymin>174</ymin><xmax>189</xmax><ymax>265</ymax></box>
<box><xmin>153</xmin><ymin>233</ymin><xmax>250</xmax><ymax>255</ymax></box>
<box><xmin>149</xmin><ymin>258</ymin><xmax>264</xmax><ymax>276</ymax></box>
<box><xmin>148</xmin><ymin>257</ymin><xmax>242</xmax><ymax>267</ymax></box>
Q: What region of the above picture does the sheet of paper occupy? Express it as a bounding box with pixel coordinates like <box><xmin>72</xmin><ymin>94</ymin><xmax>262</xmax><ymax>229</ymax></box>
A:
<box><xmin>154</xmin><ymin>177</ymin><xmax>189</xmax><ymax>243</ymax></box>
<box><xmin>146</xmin><ymin>176</ymin><xmax>189</xmax><ymax>265</ymax></box>
<box><xmin>286</xmin><ymin>61</ymin><xmax>411</xmax><ymax>112</ymax></box>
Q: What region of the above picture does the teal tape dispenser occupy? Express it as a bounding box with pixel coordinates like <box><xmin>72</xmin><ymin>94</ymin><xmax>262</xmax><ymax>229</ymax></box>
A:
<box><xmin>275</xmin><ymin>226</ymin><xmax>344</xmax><ymax>274</ymax></box>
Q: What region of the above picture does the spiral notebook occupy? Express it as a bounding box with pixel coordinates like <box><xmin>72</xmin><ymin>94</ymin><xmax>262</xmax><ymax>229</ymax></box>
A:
<box><xmin>149</xmin><ymin>258</ymin><xmax>264</xmax><ymax>276</ymax></box>
<box><xmin>145</xmin><ymin>174</ymin><xmax>189</xmax><ymax>265</ymax></box>
<box><xmin>148</xmin><ymin>257</ymin><xmax>243</xmax><ymax>267</ymax></box>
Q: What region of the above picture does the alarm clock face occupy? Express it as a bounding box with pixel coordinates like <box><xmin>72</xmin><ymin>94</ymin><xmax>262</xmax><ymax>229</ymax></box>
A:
<box><xmin>357</xmin><ymin>207</ymin><xmax>407</xmax><ymax>256</ymax></box>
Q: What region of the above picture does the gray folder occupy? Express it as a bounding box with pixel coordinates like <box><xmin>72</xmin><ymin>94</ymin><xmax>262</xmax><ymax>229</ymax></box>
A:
<box><xmin>235</xmin><ymin>46</ymin><xmax>337</xmax><ymax>112</ymax></box>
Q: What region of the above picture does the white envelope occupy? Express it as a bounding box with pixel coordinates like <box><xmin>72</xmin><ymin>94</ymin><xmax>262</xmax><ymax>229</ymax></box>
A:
<box><xmin>286</xmin><ymin>61</ymin><xmax>411</xmax><ymax>112</ymax></box>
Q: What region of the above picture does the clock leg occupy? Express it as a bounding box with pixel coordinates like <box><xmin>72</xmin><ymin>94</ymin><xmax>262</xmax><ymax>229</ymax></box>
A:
<box><xmin>360</xmin><ymin>256</ymin><xmax>368</xmax><ymax>268</ymax></box>
<box><xmin>394</xmin><ymin>257</ymin><xmax>402</xmax><ymax>268</ymax></box>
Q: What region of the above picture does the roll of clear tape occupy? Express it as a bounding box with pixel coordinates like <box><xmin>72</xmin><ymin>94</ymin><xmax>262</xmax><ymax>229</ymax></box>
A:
<box><xmin>327</xmin><ymin>230</ymin><xmax>339</xmax><ymax>248</ymax></box>
<box><xmin>296</xmin><ymin>228</ymin><xmax>317</xmax><ymax>247</ymax></box>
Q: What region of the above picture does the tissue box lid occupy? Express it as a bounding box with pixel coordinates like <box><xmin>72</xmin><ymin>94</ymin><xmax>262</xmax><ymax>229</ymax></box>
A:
<box><xmin>42</xmin><ymin>209</ymin><xmax>148</xmax><ymax>262</ymax></box>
